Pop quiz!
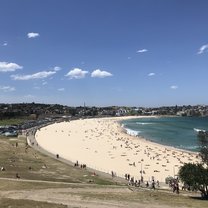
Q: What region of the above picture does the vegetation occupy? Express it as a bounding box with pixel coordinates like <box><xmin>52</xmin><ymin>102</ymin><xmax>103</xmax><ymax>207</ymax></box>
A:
<box><xmin>179</xmin><ymin>138</ymin><xmax>208</xmax><ymax>199</ymax></box>
<box><xmin>0</xmin><ymin>118</ymin><xmax>28</xmax><ymax>126</ymax></box>
<box><xmin>0</xmin><ymin>198</ymin><xmax>67</xmax><ymax>208</ymax></box>
<box><xmin>179</xmin><ymin>163</ymin><xmax>208</xmax><ymax>198</ymax></box>
<box><xmin>72</xmin><ymin>189</ymin><xmax>208</xmax><ymax>207</ymax></box>
<box><xmin>200</xmin><ymin>147</ymin><xmax>208</xmax><ymax>166</ymax></box>
<box><xmin>199</xmin><ymin>139</ymin><xmax>208</xmax><ymax>166</ymax></box>
<box><xmin>1</xmin><ymin>103</ymin><xmax>208</xmax><ymax>120</ymax></box>
<box><xmin>0</xmin><ymin>137</ymin><xmax>116</xmax><ymax>185</ymax></box>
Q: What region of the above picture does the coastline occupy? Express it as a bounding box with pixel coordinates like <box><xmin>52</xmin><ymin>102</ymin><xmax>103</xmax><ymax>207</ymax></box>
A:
<box><xmin>35</xmin><ymin>116</ymin><xmax>200</xmax><ymax>183</ymax></box>
<box><xmin>120</xmin><ymin>116</ymin><xmax>200</xmax><ymax>155</ymax></box>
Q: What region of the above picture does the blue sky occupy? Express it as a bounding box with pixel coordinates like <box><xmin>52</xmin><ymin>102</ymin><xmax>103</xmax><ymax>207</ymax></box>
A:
<box><xmin>1</xmin><ymin>0</ymin><xmax>208</xmax><ymax>107</ymax></box>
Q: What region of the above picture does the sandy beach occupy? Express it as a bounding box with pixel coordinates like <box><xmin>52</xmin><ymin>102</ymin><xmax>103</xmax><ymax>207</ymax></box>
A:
<box><xmin>35</xmin><ymin>116</ymin><xmax>200</xmax><ymax>183</ymax></box>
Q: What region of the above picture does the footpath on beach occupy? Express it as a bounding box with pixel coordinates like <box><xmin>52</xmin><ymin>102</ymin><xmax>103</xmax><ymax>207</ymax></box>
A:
<box><xmin>30</xmin><ymin>116</ymin><xmax>200</xmax><ymax>188</ymax></box>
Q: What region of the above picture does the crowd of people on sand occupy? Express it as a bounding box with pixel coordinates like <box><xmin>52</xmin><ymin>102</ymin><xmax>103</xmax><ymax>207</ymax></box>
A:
<box><xmin>30</xmin><ymin>121</ymin><xmax>196</xmax><ymax>196</ymax></box>
<box><xmin>124</xmin><ymin>173</ymin><xmax>160</xmax><ymax>189</ymax></box>
<box><xmin>124</xmin><ymin>173</ymin><xmax>181</xmax><ymax>194</ymax></box>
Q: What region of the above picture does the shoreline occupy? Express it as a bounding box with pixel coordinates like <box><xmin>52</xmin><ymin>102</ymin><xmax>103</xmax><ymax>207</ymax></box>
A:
<box><xmin>119</xmin><ymin>116</ymin><xmax>199</xmax><ymax>156</ymax></box>
<box><xmin>35</xmin><ymin>116</ymin><xmax>200</xmax><ymax>183</ymax></box>
<box><xmin>121</xmin><ymin>116</ymin><xmax>201</xmax><ymax>155</ymax></box>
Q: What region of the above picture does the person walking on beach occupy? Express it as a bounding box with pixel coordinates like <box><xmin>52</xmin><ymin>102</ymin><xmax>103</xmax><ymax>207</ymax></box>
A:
<box><xmin>141</xmin><ymin>175</ymin><xmax>144</xmax><ymax>183</ymax></box>
<box><xmin>176</xmin><ymin>183</ymin><xmax>179</xmax><ymax>194</ymax></box>
<box><xmin>156</xmin><ymin>180</ymin><xmax>160</xmax><ymax>187</ymax></box>
<box><xmin>146</xmin><ymin>181</ymin><xmax>149</xmax><ymax>188</ymax></box>
<box><xmin>152</xmin><ymin>179</ymin><xmax>156</xmax><ymax>190</ymax></box>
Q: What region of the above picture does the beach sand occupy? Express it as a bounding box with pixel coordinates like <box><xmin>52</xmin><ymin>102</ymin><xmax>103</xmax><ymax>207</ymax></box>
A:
<box><xmin>35</xmin><ymin>116</ymin><xmax>200</xmax><ymax>183</ymax></box>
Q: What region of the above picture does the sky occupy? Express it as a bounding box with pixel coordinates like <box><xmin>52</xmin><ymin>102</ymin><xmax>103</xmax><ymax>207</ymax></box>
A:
<box><xmin>0</xmin><ymin>0</ymin><xmax>208</xmax><ymax>107</ymax></box>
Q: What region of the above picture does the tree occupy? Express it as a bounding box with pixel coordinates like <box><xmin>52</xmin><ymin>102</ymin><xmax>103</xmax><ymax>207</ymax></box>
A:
<box><xmin>179</xmin><ymin>163</ymin><xmax>208</xmax><ymax>198</ymax></box>
<box><xmin>198</xmin><ymin>133</ymin><xmax>208</xmax><ymax>166</ymax></box>
<box><xmin>179</xmin><ymin>133</ymin><xmax>208</xmax><ymax>199</ymax></box>
<box><xmin>200</xmin><ymin>146</ymin><xmax>208</xmax><ymax>166</ymax></box>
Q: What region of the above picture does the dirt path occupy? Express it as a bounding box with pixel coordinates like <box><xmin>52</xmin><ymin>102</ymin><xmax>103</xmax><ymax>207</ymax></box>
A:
<box><xmin>0</xmin><ymin>177</ymin><xmax>202</xmax><ymax>208</ymax></box>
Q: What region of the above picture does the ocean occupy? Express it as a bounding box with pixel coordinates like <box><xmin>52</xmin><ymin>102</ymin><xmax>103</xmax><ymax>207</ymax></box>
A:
<box><xmin>121</xmin><ymin>116</ymin><xmax>208</xmax><ymax>152</ymax></box>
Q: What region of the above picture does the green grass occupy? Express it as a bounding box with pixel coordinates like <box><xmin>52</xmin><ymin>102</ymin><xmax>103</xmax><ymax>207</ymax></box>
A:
<box><xmin>0</xmin><ymin>118</ymin><xmax>28</xmax><ymax>125</ymax></box>
<box><xmin>0</xmin><ymin>136</ymin><xmax>117</xmax><ymax>185</ymax></box>
<box><xmin>0</xmin><ymin>198</ymin><xmax>67</xmax><ymax>208</ymax></box>
<box><xmin>72</xmin><ymin>189</ymin><xmax>208</xmax><ymax>208</ymax></box>
<box><xmin>0</xmin><ymin>179</ymin><xmax>72</xmax><ymax>191</ymax></box>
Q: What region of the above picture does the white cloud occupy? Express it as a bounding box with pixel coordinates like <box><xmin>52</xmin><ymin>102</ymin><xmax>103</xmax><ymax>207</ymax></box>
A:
<box><xmin>170</xmin><ymin>85</ymin><xmax>178</xmax><ymax>90</ymax></box>
<box><xmin>11</xmin><ymin>66</ymin><xmax>60</xmax><ymax>81</ymax></box>
<box><xmin>137</xmin><ymin>49</ymin><xmax>148</xmax><ymax>53</ymax></box>
<box><xmin>197</xmin><ymin>44</ymin><xmax>208</xmax><ymax>54</ymax></box>
<box><xmin>91</xmin><ymin>69</ymin><xmax>113</xmax><ymax>78</ymax></box>
<box><xmin>27</xmin><ymin>32</ymin><xmax>40</xmax><ymax>38</ymax></box>
<box><xmin>54</xmin><ymin>66</ymin><xmax>61</xmax><ymax>71</ymax></box>
<box><xmin>0</xmin><ymin>86</ymin><xmax>15</xmax><ymax>92</ymax></box>
<box><xmin>3</xmin><ymin>42</ymin><xmax>8</xmax><ymax>46</ymax></box>
<box><xmin>11</xmin><ymin>71</ymin><xmax>56</xmax><ymax>80</ymax></box>
<box><xmin>148</xmin><ymin>72</ymin><xmax>155</xmax><ymax>76</ymax></box>
<box><xmin>0</xmin><ymin>61</ymin><xmax>23</xmax><ymax>72</ymax></box>
<box><xmin>65</xmin><ymin>68</ymin><xmax>88</xmax><ymax>79</ymax></box>
<box><xmin>58</xmin><ymin>88</ymin><xmax>65</xmax><ymax>91</ymax></box>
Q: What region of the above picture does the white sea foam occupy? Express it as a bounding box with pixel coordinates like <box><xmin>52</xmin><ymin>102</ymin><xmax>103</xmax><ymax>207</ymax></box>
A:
<box><xmin>125</xmin><ymin>128</ymin><xmax>140</xmax><ymax>136</ymax></box>
<box><xmin>136</xmin><ymin>122</ymin><xmax>153</xmax><ymax>125</ymax></box>
<box><xmin>178</xmin><ymin>145</ymin><xmax>199</xmax><ymax>150</ymax></box>
<box><xmin>194</xmin><ymin>128</ymin><xmax>206</xmax><ymax>132</ymax></box>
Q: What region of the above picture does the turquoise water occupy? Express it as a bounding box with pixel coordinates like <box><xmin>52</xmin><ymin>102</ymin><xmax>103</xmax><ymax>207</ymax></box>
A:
<box><xmin>122</xmin><ymin>116</ymin><xmax>208</xmax><ymax>152</ymax></box>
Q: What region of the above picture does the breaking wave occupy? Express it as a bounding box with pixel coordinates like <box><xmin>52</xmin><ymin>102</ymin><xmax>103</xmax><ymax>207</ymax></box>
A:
<box><xmin>136</xmin><ymin>122</ymin><xmax>153</xmax><ymax>125</ymax></box>
<box><xmin>125</xmin><ymin>128</ymin><xmax>141</xmax><ymax>136</ymax></box>
<box><xmin>177</xmin><ymin>145</ymin><xmax>199</xmax><ymax>151</ymax></box>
